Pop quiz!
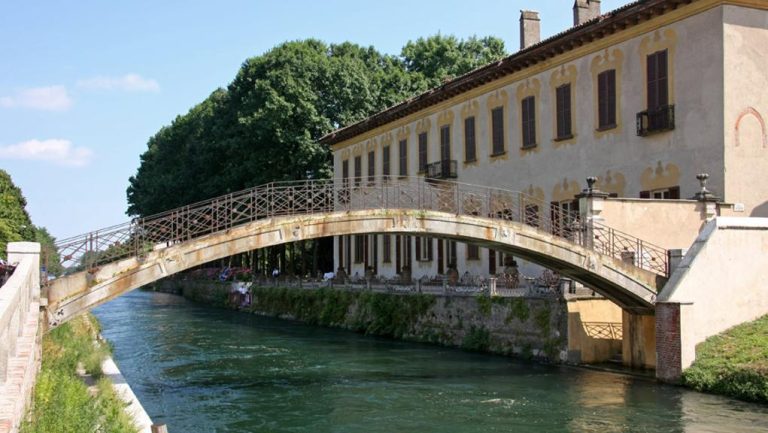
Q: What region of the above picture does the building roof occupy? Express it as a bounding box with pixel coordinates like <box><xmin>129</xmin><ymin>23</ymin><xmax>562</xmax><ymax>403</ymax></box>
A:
<box><xmin>319</xmin><ymin>0</ymin><xmax>694</xmax><ymax>147</ymax></box>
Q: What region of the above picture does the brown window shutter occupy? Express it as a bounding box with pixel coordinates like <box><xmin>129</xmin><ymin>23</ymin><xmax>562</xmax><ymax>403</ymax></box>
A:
<box><xmin>427</xmin><ymin>238</ymin><xmax>434</xmax><ymax>261</ymax></box>
<box><xmin>415</xmin><ymin>236</ymin><xmax>421</xmax><ymax>261</ymax></box>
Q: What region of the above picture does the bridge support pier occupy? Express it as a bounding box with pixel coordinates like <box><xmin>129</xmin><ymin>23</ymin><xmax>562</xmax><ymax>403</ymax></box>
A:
<box><xmin>622</xmin><ymin>311</ymin><xmax>656</xmax><ymax>369</ymax></box>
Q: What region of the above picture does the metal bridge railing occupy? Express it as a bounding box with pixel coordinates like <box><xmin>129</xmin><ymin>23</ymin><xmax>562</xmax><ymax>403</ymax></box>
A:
<box><xmin>53</xmin><ymin>176</ymin><xmax>668</xmax><ymax>277</ymax></box>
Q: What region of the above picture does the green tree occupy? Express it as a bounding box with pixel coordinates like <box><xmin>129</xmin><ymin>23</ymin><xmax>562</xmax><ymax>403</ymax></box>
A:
<box><xmin>401</xmin><ymin>35</ymin><xmax>507</xmax><ymax>88</ymax></box>
<box><xmin>34</xmin><ymin>226</ymin><xmax>63</xmax><ymax>276</ymax></box>
<box><xmin>0</xmin><ymin>169</ymin><xmax>34</xmax><ymax>259</ymax></box>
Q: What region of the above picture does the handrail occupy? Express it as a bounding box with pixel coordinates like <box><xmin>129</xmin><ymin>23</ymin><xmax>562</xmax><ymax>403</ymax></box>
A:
<box><xmin>53</xmin><ymin>176</ymin><xmax>668</xmax><ymax>277</ymax></box>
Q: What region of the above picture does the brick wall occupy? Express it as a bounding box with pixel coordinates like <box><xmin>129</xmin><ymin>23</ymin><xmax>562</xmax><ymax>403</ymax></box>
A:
<box><xmin>655</xmin><ymin>302</ymin><xmax>682</xmax><ymax>382</ymax></box>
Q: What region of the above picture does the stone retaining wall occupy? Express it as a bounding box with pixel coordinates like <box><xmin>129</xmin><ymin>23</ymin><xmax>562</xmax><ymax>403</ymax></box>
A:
<box><xmin>153</xmin><ymin>279</ymin><xmax>571</xmax><ymax>362</ymax></box>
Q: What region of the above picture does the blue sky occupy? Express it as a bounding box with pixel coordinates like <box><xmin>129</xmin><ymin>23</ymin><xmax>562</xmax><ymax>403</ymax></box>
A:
<box><xmin>0</xmin><ymin>0</ymin><xmax>628</xmax><ymax>240</ymax></box>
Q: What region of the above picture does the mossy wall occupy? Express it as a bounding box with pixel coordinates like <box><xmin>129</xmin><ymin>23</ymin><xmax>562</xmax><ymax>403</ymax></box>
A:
<box><xmin>152</xmin><ymin>280</ymin><xmax>569</xmax><ymax>362</ymax></box>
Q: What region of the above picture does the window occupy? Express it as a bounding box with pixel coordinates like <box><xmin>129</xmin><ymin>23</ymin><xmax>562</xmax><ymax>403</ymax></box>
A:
<box><xmin>464</xmin><ymin>116</ymin><xmax>476</xmax><ymax>162</ymax></box>
<box><xmin>491</xmin><ymin>107</ymin><xmax>505</xmax><ymax>155</ymax></box>
<box><xmin>448</xmin><ymin>241</ymin><xmax>457</xmax><ymax>267</ymax></box>
<box><xmin>353</xmin><ymin>155</ymin><xmax>362</xmax><ymax>187</ymax></box>
<box><xmin>440</xmin><ymin>125</ymin><xmax>451</xmax><ymax>161</ymax></box>
<box><xmin>382</xmin><ymin>235</ymin><xmax>391</xmax><ymax>263</ymax></box>
<box><xmin>525</xmin><ymin>204</ymin><xmax>540</xmax><ymax>227</ymax></box>
<box><xmin>399</xmin><ymin>139</ymin><xmax>408</xmax><ymax>177</ymax></box>
<box><xmin>521</xmin><ymin>96</ymin><xmax>536</xmax><ymax>148</ymax></box>
<box><xmin>367</xmin><ymin>150</ymin><xmax>375</xmax><ymax>184</ymax></box>
<box><xmin>467</xmin><ymin>244</ymin><xmax>480</xmax><ymax>260</ymax></box>
<box><xmin>555</xmin><ymin>84</ymin><xmax>572</xmax><ymax>139</ymax></box>
<box><xmin>382</xmin><ymin>145</ymin><xmax>391</xmax><ymax>180</ymax></box>
<box><xmin>354</xmin><ymin>234</ymin><xmax>364</xmax><ymax>263</ymax></box>
<box><xmin>488</xmin><ymin>249</ymin><xmax>497</xmax><ymax>274</ymax></box>
<box><xmin>638</xmin><ymin>49</ymin><xmax>673</xmax><ymax>135</ymax></box>
<box><xmin>418</xmin><ymin>132</ymin><xmax>428</xmax><ymax>173</ymax></box>
<box><xmin>598</xmin><ymin>69</ymin><xmax>617</xmax><ymax>129</ymax></box>
<box><xmin>415</xmin><ymin>236</ymin><xmax>433</xmax><ymax>261</ymax></box>
<box><xmin>550</xmin><ymin>200</ymin><xmax>579</xmax><ymax>238</ymax></box>
<box><xmin>341</xmin><ymin>159</ymin><xmax>350</xmax><ymax>203</ymax></box>
<box><xmin>647</xmin><ymin>50</ymin><xmax>668</xmax><ymax>110</ymax></box>
<box><xmin>640</xmin><ymin>186</ymin><xmax>680</xmax><ymax>200</ymax></box>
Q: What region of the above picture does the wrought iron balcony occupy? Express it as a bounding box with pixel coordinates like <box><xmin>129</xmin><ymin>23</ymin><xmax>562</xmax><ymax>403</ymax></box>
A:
<box><xmin>426</xmin><ymin>160</ymin><xmax>458</xmax><ymax>180</ymax></box>
<box><xmin>636</xmin><ymin>104</ymin><xmax>675</xmax><ymax>136</ymax></box>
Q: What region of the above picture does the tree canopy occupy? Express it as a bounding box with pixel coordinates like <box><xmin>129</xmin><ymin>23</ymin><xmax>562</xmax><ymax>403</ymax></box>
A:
<box><xmin>126</xmin><ymin>35</ymin><xmax>507</xmax><ymax>217</ymax></box>
<box><xmin>0</xmin><ymin>169</ymin><xmax>61</xmax><ymax>274</ymax></box>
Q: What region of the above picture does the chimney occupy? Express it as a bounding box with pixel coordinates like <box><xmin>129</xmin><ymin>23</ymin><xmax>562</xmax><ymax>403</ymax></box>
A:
<box><xmin>573</xmin><ymin>0</ymin><xmax>601</xmax><ymax>26</ymax></box>
<box><xmin>520</xmin><ymin>10</ymin><xmax>541</xmax><ymax>50</ymax></box>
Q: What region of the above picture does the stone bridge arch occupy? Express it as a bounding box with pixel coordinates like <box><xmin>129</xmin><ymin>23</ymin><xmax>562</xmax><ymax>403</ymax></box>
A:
<box><xmin>47</xmin><ymin>209</ymin><xmax>662</xmax><ymax>328</ymax></box>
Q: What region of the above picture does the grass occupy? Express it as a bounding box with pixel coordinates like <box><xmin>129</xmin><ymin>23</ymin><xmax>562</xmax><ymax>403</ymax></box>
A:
<box><xmin>21</xmin><ymin>314</ymin><xmax>138</xmax><ymax>433</ymax></box>
<box><xmin>682</xmin><ymin>314</ymin><xmax>768</xmax><ymax>403</ymax></box>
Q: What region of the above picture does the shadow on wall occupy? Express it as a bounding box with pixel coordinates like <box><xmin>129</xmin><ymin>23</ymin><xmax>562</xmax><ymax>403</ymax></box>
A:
<box><xmin>567</xmin><ymin>311</ymin><xmax>622</xmax><ymax>364</ymax></box>
<box><xmin>751</xmin><ymin>200</ymin><xmax>768</xmax><ymax>217</ymax></box>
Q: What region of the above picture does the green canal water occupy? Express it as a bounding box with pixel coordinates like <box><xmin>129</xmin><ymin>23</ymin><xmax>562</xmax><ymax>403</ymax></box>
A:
<box><xmin>93</xmin><ymin>290</ymin><xmax>768</xmax><ymax>433</ymax></box>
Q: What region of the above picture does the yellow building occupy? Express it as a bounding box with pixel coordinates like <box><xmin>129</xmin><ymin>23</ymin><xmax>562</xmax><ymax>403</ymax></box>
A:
<box><xmin>320</xmin><ymin>0</ymin><xmax>768</xmax><ymax>281</ymax></box>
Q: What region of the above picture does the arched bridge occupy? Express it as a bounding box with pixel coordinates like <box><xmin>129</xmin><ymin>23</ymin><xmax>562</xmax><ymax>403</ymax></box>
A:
<box><xmin>46</xmin><ymin>177</ymin><xmax>668</xmax><ymax>328</ymax></box>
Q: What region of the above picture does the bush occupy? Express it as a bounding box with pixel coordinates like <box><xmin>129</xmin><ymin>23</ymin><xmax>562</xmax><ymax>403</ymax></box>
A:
<box><xmin>682</xmin><ymin>314</ymin><xmax>768</xmax><ymax>403</ymax></box>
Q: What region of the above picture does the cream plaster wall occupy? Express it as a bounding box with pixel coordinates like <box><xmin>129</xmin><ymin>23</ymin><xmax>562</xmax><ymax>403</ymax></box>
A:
<box><xmin>723</xmin><ymin>5</ymin><xmax>768</xmax><ymax>217</ymax></box>
<box><xmin>657</xmin><ymin>217</ymin><xmax>768</xmax><ymax>370</ymax></box>
<box><xmin>599</xmin><ymin>198</ymin><xmax>709</xmax><ymax>250</ymax></box>
<box><xmin>331</xmin><ymin>4</ymin><xmax>744</xmax><ymax>281</ymax></box>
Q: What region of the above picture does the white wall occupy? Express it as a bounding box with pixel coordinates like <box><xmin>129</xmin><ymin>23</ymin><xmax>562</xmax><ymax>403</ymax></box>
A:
<box><xmin>657</xmin><ymin>217</ymin><xmax>768</xmax><ymax>369</ymax></box>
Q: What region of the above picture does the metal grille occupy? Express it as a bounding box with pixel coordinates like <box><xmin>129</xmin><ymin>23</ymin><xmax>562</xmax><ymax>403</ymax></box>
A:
<box><xmin>54</xmin><ymin>176</ymin><xmax>667</xmax><ymax>277</ymax></box>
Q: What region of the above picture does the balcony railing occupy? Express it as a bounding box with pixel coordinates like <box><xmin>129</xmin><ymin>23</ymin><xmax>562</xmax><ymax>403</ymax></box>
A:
<box><xmin>426</xmin><ymin>160</ymin><xmax>458</xmax><ymax>180</ymax></box>
<box><xmin>636</xmin><ymin>104</ymin><xmax>675</xmax><ymax>136</ymax></box>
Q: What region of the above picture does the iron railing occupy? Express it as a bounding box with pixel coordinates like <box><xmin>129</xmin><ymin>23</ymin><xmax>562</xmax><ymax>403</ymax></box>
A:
<box><xmin>591</xmin><ymin>222</ymin><xmax>669</xmax><ymax>275</ymax></box>
<box><xmin>636</xmin><ymin>104</ymin><xmax>675</xmax><ymax>136</ymax></box>
<box><xmin>53</xmin><ymin>176</ymin><xmax>668</xmax><ymax>277</ymax></box>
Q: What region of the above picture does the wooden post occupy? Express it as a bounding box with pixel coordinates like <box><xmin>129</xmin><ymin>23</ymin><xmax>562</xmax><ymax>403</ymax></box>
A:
<box><xmin>151</xmin><ymin>424</ymin><xmax>169</xmax><ymax>433</ymax></box>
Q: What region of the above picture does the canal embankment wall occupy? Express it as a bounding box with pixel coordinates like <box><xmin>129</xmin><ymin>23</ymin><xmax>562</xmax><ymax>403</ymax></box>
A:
<box><xmin>152</xmin><ymin>280</ymin><xmax>624</xmax><ymax>364</ymax></box>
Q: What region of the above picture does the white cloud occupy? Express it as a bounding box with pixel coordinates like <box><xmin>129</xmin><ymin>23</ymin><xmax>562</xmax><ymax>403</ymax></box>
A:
<box><xmin>0</xmin><ymin>86</ymin><xmax>72</xmax><ymax>111</ymax></box>
<box><xmin>0</xmin><ymin>139</ymin><xmax>93</xmax><ymax>167</ymax></box>
<box><xmin>77</xmin><ymin>74</ymin><xmax>160</xmax><ymax>92</ymax></box>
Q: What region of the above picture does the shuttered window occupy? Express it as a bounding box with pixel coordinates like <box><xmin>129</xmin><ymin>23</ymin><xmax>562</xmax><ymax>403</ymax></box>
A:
<box><xmin>353</xmin><ymin>155</ymin><xmax>362</xmax><ymax>187</ymax></box>
<box><xmin>491</xmin><ymin>107</ymin><xmax>505</xmax><ymax>155</ymax></box>
<box><xmin>399</xmin><ymin>139</ymin><xmax>407</xmax><ymax>176</ymax></box>
<box><xmin>342</xmin><ymin>159</ymin><xmax>349</xmax><ymax>186</ymax></box>
<box><xmin>521</xmin><ymin>96</ymin><xmax>536</xmax><ymax>148</ymax></box>
<box><xmin>556</xmin><ymin>84</ymin><xmax>572</xmax><ymax>139</ymax></box>
<box><xmin>598</xmin><ymin>69</ymin><xmax>617</xmax><ymax>129</ymax></box>
<box><xmin>440</xmin><ymin>125</ymin><xmax>451</xmax><ymax>161</ymax></box>
<box><xmin>647</xmin><ymin>49</ymin><xmax>668</xmax><ymax>110</ymax></box>
<box><xmin>467</xmin><ymin>244</ymin><xmax>479</xmax><ymax>260</ymax></box>
<box><xmin>464</xmin><ymin>116</ymin><xmax>476</xmax><ymax>162</ymax></box>
<box><xmin>382</xmin><ymin>145</ymin><xmax>390</xmax><ymax>179</ymax></box>
<box><xmin>418</xmin><ymin>132</ymin><xmax>428</xmax><ymax>173</ymax></box>
<box><xmin>367</xmin><ymin>150</ymin><xmax>375</xmax><ymax>183</ymax></box>
<box><xmin>354</xmin><ymin>234</ymin><xmax>364</xmax><ymax>263</ymax></box>
<box><xmin>382</xmin><ymin>235</ymin><xmax>391</xmax><ymax>263</ymax></box>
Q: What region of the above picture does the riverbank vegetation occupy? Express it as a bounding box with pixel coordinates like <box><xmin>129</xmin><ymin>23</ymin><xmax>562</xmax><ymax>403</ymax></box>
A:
<box><xmin>682</xmin><ymin>314</ymin><xmax>768</xmax><ymax>403</ymax></box>
<box><xmin>21</xmin><ymin>314</ymin><xmax>137</xmax><ymax>433</ymax></box>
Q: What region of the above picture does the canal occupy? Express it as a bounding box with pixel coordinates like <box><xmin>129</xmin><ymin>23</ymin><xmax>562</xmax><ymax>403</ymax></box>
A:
<box><xmin>94</xmin><ymin>290</ymin><xmax>768</xmax><ymax>433</ymax></box>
